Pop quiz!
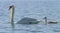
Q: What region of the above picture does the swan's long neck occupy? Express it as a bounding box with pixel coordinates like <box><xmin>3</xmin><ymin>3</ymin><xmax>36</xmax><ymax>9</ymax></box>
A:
<box><xmin>10</xmin><ymin>5</ymin><xmax>15</xmax><ymax>28</ymax></box>
<box><xmin>44</xmin><ymin>17</ymin><xmax>47</xmax><ymax>25</ymax></box>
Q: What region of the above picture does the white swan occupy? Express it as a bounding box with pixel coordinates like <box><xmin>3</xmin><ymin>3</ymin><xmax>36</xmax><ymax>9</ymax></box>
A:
<box><xmin>9</xmin><ymin>5</ymin><xmax>40</xmax><ymax>25</ymax></box>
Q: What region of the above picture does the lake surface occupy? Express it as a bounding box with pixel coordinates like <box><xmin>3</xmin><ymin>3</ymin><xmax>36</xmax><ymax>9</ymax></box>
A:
<box><xmin>0</xmin><ymin>0</ymin><xmax>60</xmax><ymax>33</ymax></box>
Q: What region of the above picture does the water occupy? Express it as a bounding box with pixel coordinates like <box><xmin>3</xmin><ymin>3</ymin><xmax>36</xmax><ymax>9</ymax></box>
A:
<box><xmin>0</xmin><ymin>0</ymin><xmax>60</xmax><ymax>33</ymax></box>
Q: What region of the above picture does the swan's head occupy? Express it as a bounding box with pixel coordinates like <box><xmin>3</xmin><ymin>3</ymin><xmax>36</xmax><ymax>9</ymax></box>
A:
<box><xmin>43</xmin><ymin>17</ymin><xmax>47</xmax><ymax>19</ymax></box>
<box><xmin>9</xmin><ymin>5</ymin><xmax>14</xmax><ymax>10</ymax></box>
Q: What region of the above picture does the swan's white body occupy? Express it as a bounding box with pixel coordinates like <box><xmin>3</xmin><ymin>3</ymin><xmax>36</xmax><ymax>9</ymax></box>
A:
<box><xmin>17</xmin><ymin>17</ymin><xmax>40</xmax><ymax>24</ymax></box>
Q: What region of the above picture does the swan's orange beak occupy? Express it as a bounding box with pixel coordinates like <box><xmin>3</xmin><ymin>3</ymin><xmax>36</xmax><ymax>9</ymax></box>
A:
<box><xmin>9</xmin><ymin>6</ymin><xmax>12</xmax><ymax>10</ymax></box>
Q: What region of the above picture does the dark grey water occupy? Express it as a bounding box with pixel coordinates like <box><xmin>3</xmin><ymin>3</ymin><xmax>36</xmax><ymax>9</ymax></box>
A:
<box><xmin>0</xmin><ymin>0</ymin><xmax>60</xmax><ymax>33</ymax></box>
